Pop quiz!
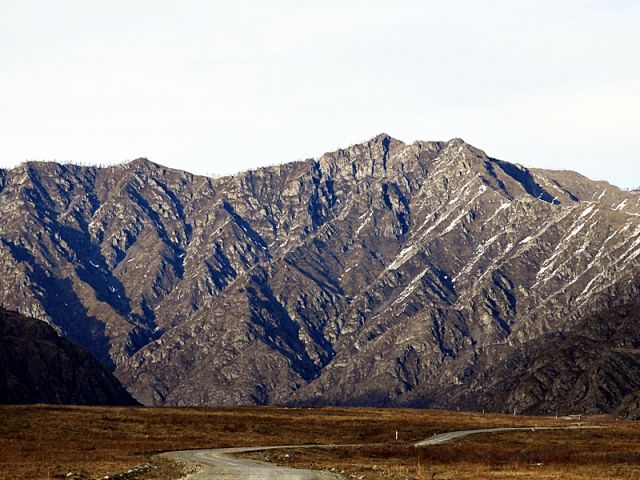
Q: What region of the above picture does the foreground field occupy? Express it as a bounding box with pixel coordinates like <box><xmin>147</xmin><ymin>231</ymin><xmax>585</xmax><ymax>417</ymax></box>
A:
<box><xmin>0</xmin><ymin>405</ymin><xmax>637</xmax><ymax>480</ymax></box>
<box><xmin>248</xmin><ymin>426</ymin><xmax>640</xmax><ymax>479</ymax></box>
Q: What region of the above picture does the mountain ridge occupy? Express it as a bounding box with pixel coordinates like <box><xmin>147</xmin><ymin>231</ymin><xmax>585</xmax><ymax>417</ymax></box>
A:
<box><xmin>0</xmin><ymin>134</ymin><xmax>638</xmax><ymax>412</ymax></box>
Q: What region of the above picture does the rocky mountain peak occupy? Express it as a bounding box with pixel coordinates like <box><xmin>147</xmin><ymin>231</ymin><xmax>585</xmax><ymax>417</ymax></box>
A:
<box><xmin>369</xmin><ymin>132</ymin><xmax>399</xmax><ymax>144</ymax></box>
<box><xmin>316</xmin><ymin>133</ymin><xmax>405</xmax><ymax>178</ymax></box>
<box><xmin>120</xmin><ymin>157</ymin><xmax>170</xmax><ymax>174</ymax></box>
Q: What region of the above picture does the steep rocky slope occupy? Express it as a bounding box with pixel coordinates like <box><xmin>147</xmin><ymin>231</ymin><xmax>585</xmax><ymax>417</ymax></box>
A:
<box><xmin>0</xmin><ymin>134</ymin><xmax>638</xmax><ymax>410</ymax></box>
<box><xmin>0</xmin><ymin>308</ymin><xmax>138</xmax><ymax>405</ymax></box>
<box><xmin>447</xmin><ymin>302</ymin><xmax>640</xmax><ymax>415</ymax></box>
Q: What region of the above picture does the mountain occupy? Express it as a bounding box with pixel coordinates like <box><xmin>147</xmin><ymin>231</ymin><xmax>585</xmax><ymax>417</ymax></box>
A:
<box><xmin>450</xmin><ymin>302</ymin><xmax>640</xmax><ymax>415</ymax></box>
<box><xmin>0</xmin><ymin>308</ymin><xmax>138</xmax><ymax>405</ymax></box>
<box><xmin>0</xmin><ymin>134</ymin><xmax>638</xmax><ymax>412</ymax></box>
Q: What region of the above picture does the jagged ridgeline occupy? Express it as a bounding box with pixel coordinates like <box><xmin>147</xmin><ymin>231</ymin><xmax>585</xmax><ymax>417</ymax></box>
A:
<box><xmin>0</xmin><ymin>134</ymin><xmax>639</xmax><ymax>413</ymax></box>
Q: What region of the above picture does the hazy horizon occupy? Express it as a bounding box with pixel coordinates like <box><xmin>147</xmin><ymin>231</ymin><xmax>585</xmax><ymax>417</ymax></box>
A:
<box><xmin>1</xmin><ymin>0</ymin><xmax>638</xmax><ymax>187</ymax></box>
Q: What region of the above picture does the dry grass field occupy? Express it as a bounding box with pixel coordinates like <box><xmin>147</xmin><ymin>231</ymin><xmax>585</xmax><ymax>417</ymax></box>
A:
<box><xmin>0</xmin><ymin>405</ymin><xmax>638</xmax><ymax>480</ymax></box>
<box><xmin>250</xmin><ymin>423</ymin><xmax>640</xmax><ymax>480</ymax></box>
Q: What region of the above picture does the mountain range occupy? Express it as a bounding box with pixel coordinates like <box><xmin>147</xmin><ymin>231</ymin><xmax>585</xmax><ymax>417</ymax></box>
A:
<box><xmin>0</xmin><ymin>134</ymin><xmax>638</xmax><ymax>413</ymax></box>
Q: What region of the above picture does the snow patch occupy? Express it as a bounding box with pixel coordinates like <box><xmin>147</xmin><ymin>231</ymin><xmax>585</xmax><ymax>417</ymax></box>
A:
<box><xmin>355</xmin><ymin>211</ymin><xmax>373</xmax><ymax>237</ymax></box>
<box><xmin>387</xmin><ymin>245</ymin><xmax>417</xmax><ymax>271</ymax></box>
<box><xmin>614</xmin><ymin>199</ymin><xmax>628</xmax><ymax>211</ymax></box>
<box><xmin>392</xmin><ymin>267</ymin><xmax>430</xmax><ymax>306</ymax></box>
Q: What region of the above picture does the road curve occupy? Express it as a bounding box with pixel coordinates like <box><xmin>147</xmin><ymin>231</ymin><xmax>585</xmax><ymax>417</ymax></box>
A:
<box><xmin>415</xmin><ymin>425</ymin><xmax>605</xmax><ymax>446</ymax></box>
<box><xmin>162</xmin><ymin>445</ymin><xmax>343</xmax><ymax>480</ymax></box>
<box><xmin>162</xmin><ymin>425</ymin><xmax>605</xmax><ymax>479</ymax></box>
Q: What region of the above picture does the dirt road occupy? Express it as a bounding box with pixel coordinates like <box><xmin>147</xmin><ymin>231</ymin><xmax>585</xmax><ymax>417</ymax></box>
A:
<box><xmin>414</xmin><ymin>425</ymin><xmax>604</xmax><ymax>446</ymax></box>
<box><xmin>163</xmin><ymin>445</ymin><xmax>342</xmax><ymax>479</ymax></box>
<box><xmin>164</xmin><ymin>425</ymin><xmax>604</xmax><ymax>478</ymax></box>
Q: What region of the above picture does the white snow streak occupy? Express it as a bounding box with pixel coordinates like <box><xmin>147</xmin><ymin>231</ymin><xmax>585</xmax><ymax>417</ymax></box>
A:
<box><xmin>354</xmin><ymin>211</ymin><xmax>372</xmax><ymax>237</ymax></box>
<box><xmin>392</xmin><ymin>267</ymin><xmax>430</xmax><ymax>306</ymax></box>
<box><xmin>387</xmin><ymin>245</ymin><xmax>417</xmax><ymax>270</ymax></box>
<box><xmin>388</xmin><ymin>181</ymin><xmax>487</xmax><ymax>271</ymax></box>
<box><xmin>536</xmin><ymin>205</ymin><xmax>598</xmax><ymax>281</ymax></box>
<box><xmin>614</xmin><ymin>199</ymin><xmax>628</xmax><ymax>211</ymax></box>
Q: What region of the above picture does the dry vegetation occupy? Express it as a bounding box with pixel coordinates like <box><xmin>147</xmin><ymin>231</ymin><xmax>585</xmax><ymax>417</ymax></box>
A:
<box><xmin>251</xmin><ymin>424</ymin><xmax>640</xmax><ymax>479</ymax></box>
<box><xmin>0</xmin><ymin>405</ymin><xmax>637</xmax><ymax>480</ymax></box>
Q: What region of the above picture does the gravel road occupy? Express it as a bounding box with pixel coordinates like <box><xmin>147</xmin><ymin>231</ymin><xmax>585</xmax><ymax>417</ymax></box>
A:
<box><xmin>414</xmin><ymin>425</ymin><xmax>604</xmax><ymax>446</ymax></box>
<box><xmin>163</xmin><ymin>425</ymin><xmax>605</xmax><ymax>478</ymax></box>
<box><xmin>163</xmin><ymin>445</ymin><xmax>342</xmax><ymax>479</ymax></box>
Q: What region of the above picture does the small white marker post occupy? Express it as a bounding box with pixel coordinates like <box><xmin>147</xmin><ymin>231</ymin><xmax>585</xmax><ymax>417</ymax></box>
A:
<box><xmin>395</xmin><ymin>430</ymin><xmax>398</xmax><ymax>441</ymax></box>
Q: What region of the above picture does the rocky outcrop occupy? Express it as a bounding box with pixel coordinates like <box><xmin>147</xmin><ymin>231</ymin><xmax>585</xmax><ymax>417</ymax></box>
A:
<box><xmin>0</xmin><ymin>308</ymin><xmax>138</xmax><ymax>405</ymax></box>
<box><xmin>617</xmin><ymin>391</ymin><xmax>640</xmax><ymax>419</ymax></box>
<box><xmin>0</xmin><ymin>134</ymin><xmax>638</xmax><ymax>411</ymax></box>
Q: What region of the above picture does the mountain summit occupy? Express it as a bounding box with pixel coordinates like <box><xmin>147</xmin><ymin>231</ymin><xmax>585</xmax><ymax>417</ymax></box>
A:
<box><xmin>0</xmin><ymin>135</ymin><xmax>638</xmax><ymax>412</ymax></box>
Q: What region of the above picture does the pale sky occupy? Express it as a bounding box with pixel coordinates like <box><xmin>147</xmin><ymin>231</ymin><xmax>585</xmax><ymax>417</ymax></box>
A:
<box><xmin>1</xmin><ymin>1</ymin><xmax>638</xmax><ymax>187</ymax></box>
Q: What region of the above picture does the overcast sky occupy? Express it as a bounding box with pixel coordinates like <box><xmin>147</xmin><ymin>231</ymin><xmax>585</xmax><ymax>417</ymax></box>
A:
<box><xmin>1</xmin><ymin>1</ymin><xmax>638</xmax><ymax>187</ymax></box>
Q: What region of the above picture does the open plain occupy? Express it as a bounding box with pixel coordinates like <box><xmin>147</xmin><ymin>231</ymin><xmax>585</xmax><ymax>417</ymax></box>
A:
<box><xmin>1</xmin><ymin>405</ymin><xmax>639</xmax><ymax>480</ymax></box>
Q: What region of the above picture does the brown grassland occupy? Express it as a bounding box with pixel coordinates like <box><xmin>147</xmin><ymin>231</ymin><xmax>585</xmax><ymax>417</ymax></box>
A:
<box><xmin>0</xmin><ymin>405</ymin><xmax>638</xmax><ymax>480</ymax></box>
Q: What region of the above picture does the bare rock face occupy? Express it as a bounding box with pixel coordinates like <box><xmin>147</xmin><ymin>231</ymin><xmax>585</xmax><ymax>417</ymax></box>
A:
<box><xmin>0</xmin><ymin>134</ymin><xmax>638</xmax><ymax>412</ymax></box>
<box><xmin>0</xmin><ymin>308</ymin><xmax>138</xmax><ymax>405</ymax></box>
